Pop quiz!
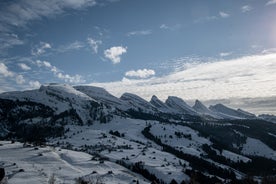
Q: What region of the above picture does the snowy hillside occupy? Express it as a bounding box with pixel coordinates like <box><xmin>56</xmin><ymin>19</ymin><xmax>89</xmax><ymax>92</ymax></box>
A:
<box><xmin>0</xmin><ymin>141</ymin><xmax>149</xmax><ymax>184</ymax></box>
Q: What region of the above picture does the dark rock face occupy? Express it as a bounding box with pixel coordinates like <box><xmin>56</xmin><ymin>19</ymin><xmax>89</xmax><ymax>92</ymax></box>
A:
<box><xmin>0</xmin><ymin>168</ymin><xmax>5</xmax><ymax>181</ymax></box>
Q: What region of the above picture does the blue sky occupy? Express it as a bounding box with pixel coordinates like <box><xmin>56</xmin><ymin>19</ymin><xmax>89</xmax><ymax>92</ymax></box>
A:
<box><xmin>1</xmin><ymin>0</ymin><xmax>276</xmax><ymax>114</ymax></box>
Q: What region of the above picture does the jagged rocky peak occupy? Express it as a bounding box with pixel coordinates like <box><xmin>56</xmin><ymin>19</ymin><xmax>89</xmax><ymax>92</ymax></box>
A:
<box><xmin>150</xmin><ymin>95</ymin><xmax>166</xmax><ymax>107</ymax></box>
<box><xmin>237</xmin><ymin>108</ymin><xmax>256</xmax><ymax>117</ymax></box>
<box><xmin>120</xmin><ymin>93</ymin><xmax>158</xmax><ymax>113</ymax></box>
<box><xmin>193</xmin><ymin>99</ymin><xmax>209</xmax><ymax>112</ymax></box>
<box><xmin>194</xmin><ymin>99</ymin><xmax>206</xmax><ymax>108</ymax></box>
<box><xmin>120</xmin><ymin>93</ymin><xmax>148</xmax><ymax>103</ymax></box>
<box><xmin>165</xmin><ymin>96</ymin><xmax>197</xmax><ymax>114</ymax></box>
<box><xmin>150</xmin><ymin>95</ymin><xmax>175</xmax><ymax>113</ymax></box>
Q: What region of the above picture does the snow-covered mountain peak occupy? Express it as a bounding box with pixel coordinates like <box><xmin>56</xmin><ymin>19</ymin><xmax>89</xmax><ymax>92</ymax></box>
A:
<box><xmin>150</xmin><ymin>95</ymin><xmax>174</xmax><ymax>113</ymax></box>
<box><xmin>74</xmin><ymin>85</ymin><xmax>126</xmax><ymax>109</ymax></box>
<box><xmin>39</xmin><ymin>83</ymin><xmax>95</xmax><ymax>102</ymax></box>
<box><xmin>209</xmin><ymin>104</ymin><xmax>256</xmax><ymax>119</ymax></box>
<box><xmin>165</xmin><ymin>96</ymin><xmax>197</xmax><ymax>115</ymax></box>
<box><xmin>192</xmin><ymin>100</ymin><xmax>223</xmax><ymax>119</ymax></box>
<box><xmin>193</xmin><ymin>100</ymin><xmax>210</xmax><ymax>113</ymax></box>
<box><xmin>120</xmin><ymin>93</ymin><xmax>157</xmax><ymax>113</ymax></box>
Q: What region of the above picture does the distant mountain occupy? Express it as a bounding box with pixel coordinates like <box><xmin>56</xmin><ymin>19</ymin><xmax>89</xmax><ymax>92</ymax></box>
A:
<box><xmin>192</xmin><ymin>100</ymin><xmax>222</xmax><ymax>119</ymax></box>
<box><xmin>165</xmin><ymin>96</ymin><xmax>197</xmax><ymax>115</ymax></box>
<box><xmin>120</xmin><ymin>93</ymin><xmax>158</xmax><ymax>114</ymax></box>
<box><xmin>0</xmin><ymin>84</ymin><xmax>262</xmax><ymax>126</ymax></box>
<box><xmin>209</xmin><ymin>103</ymin><xmax>256</xmax><ymax>119</ymax></box>
<box><xmin>150</xmin><ymin>95</ymin><xmax>176</xmax><ymax>113</ymax></box>
<box><xmin>259</xmin><ymin>114</ymin><xmax>276</xmax><ymax>124</ymax></box>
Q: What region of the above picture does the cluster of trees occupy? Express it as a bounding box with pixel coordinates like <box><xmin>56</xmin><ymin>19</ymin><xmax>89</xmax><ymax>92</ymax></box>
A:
<box><xmin>109</xmin><ymin>130</ymin><xmax>125</xmax><ymax>137</ymax></box>
<box><xmin>8</xmin><ymin>123</ymin><xmax>64</xmax><ymax>145</ymax></box>
<box><xmin>174</xmin><ymin>131</ymin><xmax>191</xmax><ymax>140</ymax></box>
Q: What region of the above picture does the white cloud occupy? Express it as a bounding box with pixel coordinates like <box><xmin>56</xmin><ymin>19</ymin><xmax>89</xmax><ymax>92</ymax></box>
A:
<box><xmin>35</xmin><ymin>60</ymin><xmax>85</xmax><ymax>83</ymax></box>
<box><xmin>29</xmin><ymin>80</ymin><xmax>41</xmax><ymax>89</ymax></box>
<box><xmin>56</xmin><ymin>73</ymin><xmax>84</xmax><ymax>83</ymax></box>
<box><xmin>220</xmin><ymin>52</ymin><xmax>232</xmax><ymax>57</ymax></box>
<box><xmin>16</xmin><ymin>75</ymin><xmax>25</xmax><ymax>84</ymax></box>
<box><xmin>0</xmin><ymin>0</ymin><xmax>100</xmax><ymax>50</ymax></box>
<box><xmin>31</xmin><ymin>42</ymin><xmax>51</xmax><ymax>56</ymax></box>
<box><xmin>251</xmin><ymin>44</ymin><xmax>262</xmax><ymax>49</ymax></box>
<box><xmin>90</xmin><ymin>53</ymin><xmax>276</xmax><ymax>104</ymax></box>
<box><xmin>125</xmin><ymin>69</ymin><xmax>155</xmax><ymax>78</ymax></box>
<box><xmin>0</xmin><ymin>62</ymin><xmax>27</xmax><ymax>86</ymax></box>
<box><xmin>87</xmin><ymin>37</ymin><xmax>102</xmax><ymax>53</ymax></box>
<box><xmin>104</xmin><ymin>46</ymin><xmax>127</xmax><ymax>64</ymax></box>
<box><xmin>0</xmin><ymin>0</ymin><xmax>97</xmax><ymax>29</ymax></box>
<box><xmin>126</xmin><ymin>30</ymin><xmax>152</xmax><ymax>37</ymax></box>
<box><xmin>241</xmin><ymin>5</ymin><xmax>253</xmax><ymax>13</ymax></box>
<box><xmin>160</xmin><ymin>24</ymin><xmax>181</xmax><ymax>31</ymax></box>
<box><xmin>194</xmin><ymin>16</ymin><xmax>217</xmax><ymax>23</ymax></box>
<box><xmin>219</xmin><ymin>11</ymin><xmax>230</xmax><ymax>18</ymax></box>
<box><xmin>262</xmin><ymin>48</ymin><xmax>276</xmax><ymax>54</ymax></box>
<box><xmin>0</xmin><ymin>63</ymin><xmax>14</xmax><ymax>77</ymax></box>
<box><xmin>36</xmin><ymin>60</ymin><xmax>52</xmax><ymax>68</ymax></box>
<box><xmin>160</xmin><ymin>24</ymin><xmax>169</xmax><ymax>29</ymax></box>
<box><xmin>266</xmin><ymin>0</ymin><xmax>276</xmax><ymax>5</ymax></box>
<box><xmin>0</xmin><ymin>33</ymin><xmax>24</xmax><ymax>51</ymax></box>
<box><xmin>18</xmin><ymin>63</ymin><xmax>31</xmax><ymax>71</ymax></box>
<box><xmin>57</xmin><ymin>41</ymin><xmax>85</xmax><ymax>52</ymax></box>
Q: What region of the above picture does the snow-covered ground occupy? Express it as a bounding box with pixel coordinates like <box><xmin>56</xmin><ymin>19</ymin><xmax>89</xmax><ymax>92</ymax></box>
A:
<box><xmin>221</xmin><ymin>150</ymin><xmax>251</xmax><ymax>163</ymax></box>
<box><xmin>150</xmin><ymin>122</ymin><xmax>211</xmax><ymax>157</ymax></box>
<box><xmin>0</xmin><ymin>141</ymin><xmax>149</xmax><ymax>184</ymax></box>
<box><xmin>241</xmin><ymin>137</ymin><xmax>276</xmax><ymax>160</ymax></box>
<box><xmin>51</xmin><ymin>117</ymin><xmax>190</xmax><ymax>183</ymax></box>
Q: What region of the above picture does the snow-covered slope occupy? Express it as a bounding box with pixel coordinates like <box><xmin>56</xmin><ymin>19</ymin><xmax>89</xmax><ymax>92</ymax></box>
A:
<box><xmin>120</xmin><ymin>93</ymin><xmax>158</xmax><ymax>113</ymax></box>
<box><xmin>74</xmin><ymin>86</ymin><xmax>128</xmax><ymax>110</ymax></box>
<box><xmin>165</xmin><ymin>96</ymin><xmax>197</xmax><ymax>115</ymax></box>
<box><xmin>0</xmin><ymin>84</ymin><xmax>101</xmax><ymax>124</ymax></box>
<box><xmin>192</xmin><ymin>100</ymin><xmax>221</xmax><ymax>119</ymax></box>
<box><xmin>0</xmin><ymin>141</ymin><xmax>149</xmax><ymax>184</ymax></box>
<box><xmin>150</xmin><ymin>95</ymin><xmax>176</xmax><ymax>113</ymax></box>
<box><xmin>209</xmin><ymin>104</ymin><xmax>256</xmax><ymax>120</ymax></box>
<box><xmin>241</xmin><ymin>137</ymin><xmax>276</xmax><ymax>160</ymax></box>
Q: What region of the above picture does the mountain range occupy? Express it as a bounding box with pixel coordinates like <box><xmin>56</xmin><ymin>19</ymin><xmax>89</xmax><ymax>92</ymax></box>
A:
<box><xmin>0</xmin><ymin>83</ymin><xmax>276</xmax><ymax>184</ymax></box>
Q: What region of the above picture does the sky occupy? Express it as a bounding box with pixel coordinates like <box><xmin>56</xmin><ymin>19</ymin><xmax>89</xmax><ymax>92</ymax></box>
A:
<box><xmin>0</xmin><ymin>0</ymin><xmax>276</xmax><ymax>114</ymax></box>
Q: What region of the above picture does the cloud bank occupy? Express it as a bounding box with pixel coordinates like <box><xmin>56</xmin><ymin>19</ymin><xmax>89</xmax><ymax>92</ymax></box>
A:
<box><xmin>90</xmin><ymin>53</ymin><xmax>276</xmax><ymax>103</ymax></box>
